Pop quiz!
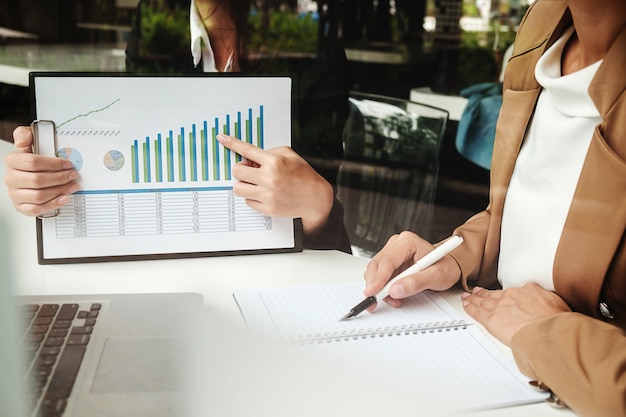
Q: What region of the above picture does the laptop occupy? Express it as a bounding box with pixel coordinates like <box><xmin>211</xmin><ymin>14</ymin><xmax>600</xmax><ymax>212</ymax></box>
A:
<box><xmin>0</xmin><ymin>218</ymin><xmax>204</xmax><ymax>417</ymax></box>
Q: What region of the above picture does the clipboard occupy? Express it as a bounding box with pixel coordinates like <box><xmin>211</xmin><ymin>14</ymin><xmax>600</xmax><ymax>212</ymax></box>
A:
<box><xmin>30</xmin><ymin>72</ymin><xmax>302</xmax><ymax>264</ymax></box>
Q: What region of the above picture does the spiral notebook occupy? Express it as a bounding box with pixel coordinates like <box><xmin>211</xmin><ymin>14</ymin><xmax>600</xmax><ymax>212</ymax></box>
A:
<box><xmin>234</xmin><ymin>282</ymin><xmax>548</xmax><ymax>413</ymax></box>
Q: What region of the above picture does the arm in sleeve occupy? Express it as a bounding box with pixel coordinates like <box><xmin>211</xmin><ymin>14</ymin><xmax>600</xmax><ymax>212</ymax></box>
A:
<box><xmin>511</xmin><ymin>312</ymin><xmax>626</xmax><ymax>417</ymax></box>
<box><xmin>302</xmin><ymin>191</ymin><xmax>351</xmax><ymax>253</ymax></box>
<box><xmin>450</xmin><ymin>208</ymin><xmax>501</xmax><ymax>290</ymax></box>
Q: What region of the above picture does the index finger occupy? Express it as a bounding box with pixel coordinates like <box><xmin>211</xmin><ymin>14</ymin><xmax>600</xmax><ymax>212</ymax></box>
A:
<box><xmin>217</xmin><ymin>134</ymin><xmax>268</xmax><ymax>164</ymax></box>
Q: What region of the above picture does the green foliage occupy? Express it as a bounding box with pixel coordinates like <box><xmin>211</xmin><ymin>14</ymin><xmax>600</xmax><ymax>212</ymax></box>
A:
<box><xmin>139</xmin><ymin>2</ymin><xmax>190</xmax><ymax>56</ymax></box>
<box><xmin>248</xmin><ymin>10</ymin><xmax>318</xmax><ymax>54</ymax></box>
<box><xmin>462</xmin><ymin>3</ymin><xmax>481</xmax><ymax>17</ymax></box>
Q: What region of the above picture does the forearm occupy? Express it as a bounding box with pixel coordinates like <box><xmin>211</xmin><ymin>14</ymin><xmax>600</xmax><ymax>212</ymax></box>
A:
<box><xmin>511</xmin><ymin>313</ymin><xmax>626</xmax><ymax>417</ymax></box>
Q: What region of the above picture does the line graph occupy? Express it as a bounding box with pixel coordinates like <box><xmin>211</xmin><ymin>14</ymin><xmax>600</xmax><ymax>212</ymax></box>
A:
<box><xmin>57</xmin><ymin>98</ymin><xmax>120</xmax><ymax>128</ymax></box>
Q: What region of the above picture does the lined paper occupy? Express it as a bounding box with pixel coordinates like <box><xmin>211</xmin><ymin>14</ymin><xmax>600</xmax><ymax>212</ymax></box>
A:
<box><xmin>234</xmin><ymin>281</ymin><xmax>549</xmax><ymax>412</ymax></box>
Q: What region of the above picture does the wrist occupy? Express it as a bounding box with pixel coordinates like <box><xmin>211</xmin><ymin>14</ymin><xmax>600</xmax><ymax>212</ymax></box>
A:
<box><xmin>301</xmin><ymin>180</ymin><xmax>334</xmax><ymax>235</ymax></box>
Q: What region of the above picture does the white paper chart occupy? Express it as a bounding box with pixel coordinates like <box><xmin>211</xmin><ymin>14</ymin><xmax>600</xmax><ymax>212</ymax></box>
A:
<box><xmin>32</xmin><ymin>75</ymin><xmax>297</xmax><ymax>262</ymax></box>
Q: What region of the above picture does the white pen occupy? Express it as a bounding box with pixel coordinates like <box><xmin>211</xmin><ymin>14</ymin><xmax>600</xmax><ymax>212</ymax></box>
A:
<box><xmin>339</xmin><ymin>235</ymin><xmax>464</xmax><ymax>320</ymax></box>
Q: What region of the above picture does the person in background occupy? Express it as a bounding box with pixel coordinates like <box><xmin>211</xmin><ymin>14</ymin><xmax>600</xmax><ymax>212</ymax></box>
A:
<box><xmin>4</xmin><ymin>0</ymin><xmax>351</xmax><ymax>253</ymax></box>
<box><xmin>362</xmin><ymin>1</ymin><xmax>626</xmax><ymax>416</ymax></box>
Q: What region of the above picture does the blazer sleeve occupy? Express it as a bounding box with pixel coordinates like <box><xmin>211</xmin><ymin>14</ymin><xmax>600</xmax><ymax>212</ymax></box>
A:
<box><xmin>450</xmin><ymin>208</ymin><xmax>501</xmax><ymax>290</ymax></box>
<box><xmin>302</xmin><ymin>191</ymin><xmax>351</xmax><ymax>253</ymax></box>
<box><xmin>511</xmin><ymin>312</ymin><xmax>626</xmax><ymax>417</ymax></box>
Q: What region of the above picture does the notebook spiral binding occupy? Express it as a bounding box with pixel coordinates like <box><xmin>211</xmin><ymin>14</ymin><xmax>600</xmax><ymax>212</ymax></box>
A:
<box><xmin>289</xmin><ymin>320</ymin><xmax>468</xmax><ymax>345</ymax></box>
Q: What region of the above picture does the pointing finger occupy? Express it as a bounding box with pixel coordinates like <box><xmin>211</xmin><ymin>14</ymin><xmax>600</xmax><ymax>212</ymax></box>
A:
<box><xmin>217</xmin><ymin>134</ymin><xmax>267</xmax><ymax>164</ymax></box>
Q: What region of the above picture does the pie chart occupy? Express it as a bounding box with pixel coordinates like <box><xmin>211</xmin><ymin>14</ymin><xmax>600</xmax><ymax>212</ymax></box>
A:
<box><xmin>56</xmin><ymin>147</ymin><xmax>84</xmax><ymax>171</ymax></box>
<box><xmin>103</xmin><ymin>150</ymin><xmax>125</xmax><ymax>171</ymax></box>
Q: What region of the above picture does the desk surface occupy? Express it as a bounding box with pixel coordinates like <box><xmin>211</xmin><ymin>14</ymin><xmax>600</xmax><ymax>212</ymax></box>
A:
<box><xmin>0</xmin><ymin>140</ymin><xmax>571</xmax><ymax>416</ymax></box>
<box><xmin>411</xmin><ymin>87</ymin><xmax>468</xmax><ymax>122</ymax></box>
<box><xmin>0</xmin><ymin>43</ymin><xmax>126</xmax><ymax>87</ymax></box>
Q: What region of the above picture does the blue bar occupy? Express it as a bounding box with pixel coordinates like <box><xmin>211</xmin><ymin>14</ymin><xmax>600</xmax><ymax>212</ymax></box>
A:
<box><xmin>190</xmin><ymin>124</ymin><xmax>197</xmax><ymax>181</ymax></box>
<box><xmin>259</xmin><ymin>105</ymin><xmax>264</xmax><ymax>148</ymax></box>
<box><xmin>201</xmin><ymin>120</ymin><xmax>209</xmax><ymax>181</ymax></box>
<box><xmin>213</xmin><ymin>118</ymin><xmax>220</xmax><ymax>181</ymax></box>
<box><xmin>237</xmin><ymin>111</ymin><xmax>242</xmax><ymax>139</ymax></box>
<box><xmin>179</xmin><ymin>127</ymin><xmax>186</xmax><ymax>182</ymax></box>
<box><xmin>248</xmin><ymin>108</ymin><xmax>253</xmax><ymax>144</ymax></box>
<box><xmin>224</xmin><ymin>115</ymin><xmax>232</xmax><ymax>178</ymax></box>
<box><xmin>156</xmin><ymin>133</ymin><xmax>163</xmax><ymax>182</ymax></box>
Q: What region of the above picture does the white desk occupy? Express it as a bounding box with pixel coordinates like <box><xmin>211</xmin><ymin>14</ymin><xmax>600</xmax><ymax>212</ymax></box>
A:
<box><xmin>0</xmin><ymin>43</ymin><xmax>126</xmax><ymax>87</ymax></box>
<box><xmin>411</xmin><ymin>86</ymin><xmax>468</xmax><ymax>121</ymax></box>
<box><xmin>0</xmin><ymin>139</ymin><xmax>572</xmax><ymax>416</ymax></box>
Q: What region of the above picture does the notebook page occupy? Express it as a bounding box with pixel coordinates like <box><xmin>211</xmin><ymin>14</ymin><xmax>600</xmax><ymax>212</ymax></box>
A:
<box><xmin>234</xmin><ymin>281</ymin><xmax>466</xmax><ymax>339</ymax></box>
<box><xmin>233</xmin><ymin>281</ymin><xmax>548</xmax><ymax>412</ymax></box>
<box><xmin>295</xmin><ymin>325</ymin><xmax>547</xmax><ymax>412</ymax></box>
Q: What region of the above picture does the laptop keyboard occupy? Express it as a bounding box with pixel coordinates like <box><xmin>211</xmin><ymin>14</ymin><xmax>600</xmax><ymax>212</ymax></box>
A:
<box><xmin>19</xmin><ymin>302</ymin><xmax>101</xmax><ymax>417</ymax></box>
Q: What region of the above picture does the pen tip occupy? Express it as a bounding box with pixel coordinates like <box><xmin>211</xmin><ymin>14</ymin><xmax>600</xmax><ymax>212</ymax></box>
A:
<box><xmin>339</xmin><ymin>312</ymin><xmax>352</xmax><ymax>321</ymax></box>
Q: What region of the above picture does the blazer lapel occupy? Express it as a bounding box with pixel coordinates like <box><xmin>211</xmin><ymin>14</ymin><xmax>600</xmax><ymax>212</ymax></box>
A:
<box><xmin>555</xmin><ymin>25</ymin><xmax>626</xmax><ymax>315</ymax></box>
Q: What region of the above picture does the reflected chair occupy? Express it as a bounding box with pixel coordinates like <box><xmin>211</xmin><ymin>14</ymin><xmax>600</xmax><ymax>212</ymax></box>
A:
<box><xmin>337</xmin><ymin>92</ymin><xmax>449</xmax><ymax>258</ymax></box>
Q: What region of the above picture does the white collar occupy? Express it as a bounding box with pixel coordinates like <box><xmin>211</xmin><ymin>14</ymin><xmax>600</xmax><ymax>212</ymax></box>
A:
<box><xmin>534</xmin><ymin>26</ymin><xmax>602</xmax><ymax>118</ymax></box>
<box><xmin>189</xmin><ymin>1</ymin><xmax>234</xmax><ymax>72</ymax></box>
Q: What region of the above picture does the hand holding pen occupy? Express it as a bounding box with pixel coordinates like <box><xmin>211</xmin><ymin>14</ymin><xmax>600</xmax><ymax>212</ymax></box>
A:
<box><xmin>342</xmin><ymin>234</ymin><xmax>464</xmax><ymax>320</ymax></box>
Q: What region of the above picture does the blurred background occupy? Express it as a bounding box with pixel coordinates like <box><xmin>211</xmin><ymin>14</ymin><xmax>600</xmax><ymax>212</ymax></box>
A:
<box><xmin>0</xmin><ymin>0</ymin><xmax>533</xmax><ymax>244</ymax></box>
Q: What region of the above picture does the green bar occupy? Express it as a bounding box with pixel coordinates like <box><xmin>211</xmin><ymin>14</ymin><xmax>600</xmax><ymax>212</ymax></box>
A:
<box><xmin>246</xmin><ymin>120</ymin><xmax>251</xmax><ymax>144</ymax></box>
<box><xmin>212</xmin><ymin>127</ymin><xmax>219</xmax><ymax>181</ymax></box>
<box><xmin>201</xmin><ymin>129</ymin><xmax>208</xmax><ymax>181</ymax></box>
<box><xmin>142</xmin><ymin>141</ymin><xmax>149</xmax><ymax>182</ymax></box>
<box><xmin>223</xmin><ymin>145</ymin><xmax>230</xmax><ymax>180</ymax></box>
<box><xmin>178</xmin><ymin>134</ymin><xmax>184</xmax><ymax>181</ymax></box>
<box><xmin>189</xmin><ymin>132</ymin><xmax>197</xmax><ymax>182</ymax></box>
<box><xmin>155</xmin><ymin>137</ymin><xmax>162</xmax><ymax>182</ymax></box>
<box><xmin>131</xmin><ymin>142</ymin><xmax>138</xmax><ymax>183</ymax></box>
<box><xmin>234</xmin><ymin>122</ymin><xmax>241</xmax><ymax>162</ymax></box>
<box><xmin>166</xmin><ymin>133</ymin><xmax>174</xmax><ymax>182</ymax></box>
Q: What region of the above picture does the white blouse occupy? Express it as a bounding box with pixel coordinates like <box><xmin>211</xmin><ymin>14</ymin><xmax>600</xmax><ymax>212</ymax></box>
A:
<box><xmin>189</xmin><ymin>1</ymin><xmax>234</xmax><ymax>72</ymax></box>
<box><xmin>498</xmin><ymin>26</ymin><xmax>602</xmax><ymax>290</ymax></box>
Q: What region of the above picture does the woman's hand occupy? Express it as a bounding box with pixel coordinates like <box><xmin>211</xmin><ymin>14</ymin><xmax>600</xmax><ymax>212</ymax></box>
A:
<box><xmin>3</xmin><ymin>126</ymin><xmax>80</xmax><ymax>216</ymax></box>
<box><xmin>462</xmin><ymin>284</ymin><xmax>572</xmax><ymax>346</ymax></box>
<box><xmin>216</xmin><ymin>134</ymin><xmax>334</xmax><ymax>234</ymax></box>
<box><xmin>364</xmin><ymin>231</ymin><xmax>462</xmax><ymax>308</ymax></box>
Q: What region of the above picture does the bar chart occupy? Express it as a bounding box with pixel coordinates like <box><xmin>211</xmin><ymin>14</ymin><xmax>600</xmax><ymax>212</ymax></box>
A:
<box><xmin>33</xmin><ymin>75</ymin><xmax>296</xmax><ymax>261</ymax></box>
<box><xmin>129</xmin><ymin>106</ymin><xmax>265</xmax><ymax>183</ymax></box>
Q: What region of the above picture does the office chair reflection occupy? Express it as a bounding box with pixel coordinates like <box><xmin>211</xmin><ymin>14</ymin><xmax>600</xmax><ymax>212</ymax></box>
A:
<box><xmin>338</xmin><ymin>92</ymin><xmax>449</xmax><ymax>258</ymax></box>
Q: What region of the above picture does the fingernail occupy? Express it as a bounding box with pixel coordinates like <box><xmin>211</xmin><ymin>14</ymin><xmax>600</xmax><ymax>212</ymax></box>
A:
<box><xmin>461</xmin><ymin>292</ymin><xmax>469</xmax><ymax>298</ymax></box>
<box><xmin>472</xmin><ymin>286</ymin><xmax>483</xmax><ymax>293</ymax></box>
<box><xmin>462</xmin><ymin>299</ymin><xmax>469</xmax><ymax>307</ymax></box>
<box><xmin>389</xmin><ymin>285</ymin><xmax>405</xmax><ymax>299</ymax></box>
<box><xmin>69</xmin><ymin>171</ymin><xmax>79</xmax><ymax>180</ymax></box>
<box><xmin>58</xmin><ymin>195</ymin><xmax>68</xmax><ymax>205</ymax></box>
<box><xmin>63</xmin><ymin>161</ymin><xmax>73</xmax><ymax>169</ymax></box>
<box><xmin>216</xmin><ymin>134</ymin><xmax>226</xmax><ymax>143</ymax></box>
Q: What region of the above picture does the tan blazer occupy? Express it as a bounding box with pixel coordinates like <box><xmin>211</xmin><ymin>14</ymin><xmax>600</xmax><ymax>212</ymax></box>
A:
<box><xmin>451</xmin><ymin>1</ymin><xmax>626</xmax><ymax>415</ymax></box>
